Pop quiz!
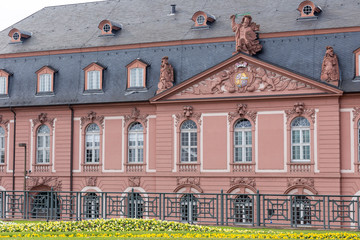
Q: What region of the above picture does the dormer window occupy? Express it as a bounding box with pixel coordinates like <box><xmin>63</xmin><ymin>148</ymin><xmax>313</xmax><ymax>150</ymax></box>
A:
<box><xmin>36</xmin><ymin>66</ymin><xmax>56</xmax><ymax>94</ymax></box>
<box><xmin>191</xmin><ymin>11</ymin><xmax>216</xmax><ymax>29</ymax></box>
<box><xmin>354</xmin><ymin>48</ymin><xmax>360</xmax><ymax>81</ymax></box>
<box><xmin>83</xmin><ymin>62</ymin><xmax>106</xmax><ymax>92</ymax></box>
<box><xmin>8</xmin><ymin>28</ymin><xmax>32</xmax><ymax>43</ymax></box>
<box><xmin>98</xmin><ymin>20</ymin><xmax>122</xmax><ymax>36</ymax></box>
<box><xmin>126</xmin><ymin>59</ymin><xmax>148</xmax><ymax>89</ymax></box>
<box><xmin>297</xmin><ymin>1</ymin><xmax>322</xmax><ymax>21</ymax></box>
<box><xmin>0</xmin><ymin>69</ymin><xmax>11</xmax><ymax>96</ymax></box>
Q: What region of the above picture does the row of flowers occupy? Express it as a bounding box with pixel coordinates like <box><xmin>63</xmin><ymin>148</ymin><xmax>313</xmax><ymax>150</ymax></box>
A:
<box><xmin>0</xmin><ymin>219</ymin><xmax>359</xmax><ymax>239</ymax></box>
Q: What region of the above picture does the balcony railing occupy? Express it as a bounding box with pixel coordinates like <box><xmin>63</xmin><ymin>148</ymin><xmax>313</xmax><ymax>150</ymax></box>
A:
<box><xmin>177</xmin><ymin>163</ymin><xmax>199</xmax><ymax>172</ymax></box>
<box><xmin>125</xmin><ymin>163</ymin><xmax>144</xmax><ymax>172</ymax></box>
<box><xmin>82</xmin><ymin>163</ymin><xmax>101</xmax><ymax>172</ymax></box>
<box><xmin>288</xmin><ymin>162</ymin><xmax>313</xmax><ymax>173</ymax></box>
<box><xmin>231</xmin><ymin>163</ymin><xmax>255</xmax><ymax>172</ymax></box>
<box><xmin>33</xmin><ymin>164</ymin><xmax>51</xmax><ymax>173</ymax></box>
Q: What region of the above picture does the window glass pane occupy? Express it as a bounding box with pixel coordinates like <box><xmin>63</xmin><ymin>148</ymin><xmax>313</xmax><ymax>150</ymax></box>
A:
<box><xmin>45</xmin><ymin>150</ymin><xmax>50</xmax><ymax>163</ymax></box>
<box><xmin>292</xmin><ymin>130</ymin><xmax>300</xmax><ymax>143</ymax></box>
<box><xmin>87</xmin><ymin>71</ymin><xmax>100</xmax><ymax>90</ymax></box>
<box><xmin>292</xmin><ymin>146</ymin><xmax>300</xmax><ymax>160</ymax></box>
<box><xmin>0</xmin><ymin>77</ymin><xmax>6</xmax><ymax>94</ymax></box>
<box><xmin>94</xmin><ymin>149</ymin><xmax>99</xmax><ymax>162</ymax></box>
<box><xmin>39</xmin><ymin>74</ymin><xmax>52</xmax><ymax>92</ymax></box>
<box><xmin>37</xmin><ymin>150</ymin><xmax>43</xmax><ymax>163</ymax></box>
<box><xmin>128</xmin><ymin>149</ymin><xmax>135</xmax><ymax>162</ymax></box>
<box><xmin>0</xmin><ymin>151</ymin><xmax>4</xmax><ymax>163</ymax></box>
<box><xmin>245</xmin><ymin>131</ymin><xmax>252</xmax><ymax>145</ymax></box>
<box><xmin>190</xmin><ymin>148</ymin><xmax>197</xmax><ymax>162</ymax></box>
<box><xmin>45</xmin><ymin>136</ymin><xmax>50</xmax><ymax>147</ymax></box>
<box><xmin>303</xmin><ymin>146</ymin><xmax>310</xmax><ymax>159</ymax></box>
<box><xmin>37</xmin><ymin>136</ymin><xmax>43</xmax><ymax>147</ymax></box>
<box><xmin>235</xmin><ymin>148</ymin><xmax>242</xmax><ymax>162</ymax></box>
<box><xmin>302</xmin><ymin>130</ymin><xmax>310</xmax><ymax>143</ymax></box>
<box><xmin>137</xmin><ymin>149</ymin><xmax>143</xmax><ymax>163</ymax></box>
<box><xmin>181</xmin><ymin>133</ymin><xmax>188</xmax><ymax>146</ymax></box>
<box><xmin>246</xmin><ymin>147</ymin><xmax>252</xmax><ymax>162</ymax></box>
<box><xmin>130</xmin><ymin>68</ymin><xmax>143</xmax><ymax>87</ymax></box>
<box><xmin>181</xmin><ymin>148</ymin><xmax>188</xmax><ymax>162</ymax></box>
<box><xmin>190</xmin><ymin>132</ymin><xmax>197</xmax><ymax>146</ymax></box>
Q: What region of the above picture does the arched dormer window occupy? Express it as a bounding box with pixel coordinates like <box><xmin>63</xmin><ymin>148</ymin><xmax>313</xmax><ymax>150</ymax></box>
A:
<box><xmin>8</xmin><ymin>28</ymin><xmax>31</xmax><ymax>43</ymax></box>
<box><xmin>297</xmin><ymin>1</ymin><xmax>322</xmax><ymax>21</ymax></box>
<box><xmin>180</xmin><ymin>120</ymin><xmax>197</xmax><ymax>162</ymax></box>
<box><xmin>191</xmin><ymin>11</ymin><xmax>216</xmax><ymax>29</ymax></box>
<box><xmin>98</xmin><ymin>20</ymin><xmax>122</xmax><ymax>36</ymax></box>
<box><xmin>85</xmin><ymin>123</ymin><xmax>100</xmax><ymax>163</ymax></box>
<box><xmin>291</xmin><ymin>117</ymin><xmax>310</xmax><ymax>161</ymax></box>
<box><xmin>234</xmin><ymin>119</ymin><xmax>252</xmax><ymax>163</ymax></box>
<box><xmin>36</xmin><ymin>125</ymin><xmax>50</xmax><ymax>164</ymax></box>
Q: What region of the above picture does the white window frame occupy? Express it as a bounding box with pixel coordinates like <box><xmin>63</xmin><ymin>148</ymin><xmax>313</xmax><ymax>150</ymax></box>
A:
<box><xmin>0</xmin><ymin>77</ymin><xmax>7</xmax><ymax>95</ymax></box>
<box><xmin>0</xmin><ymin>127</ymin><xmax>5</xmax><ymax>164</ymax></box>
<box><xmin>85</xmin><ymin>123</ymin><xmax>100</xmax><ymax>164</ymax></box>
<box><xmin>291</xmin><ymin>117</ymin><xmax>311</xmax><ymax>161</ymax></box>
<box><xmin>128</xmin><ymin>122</ymin><xmax>144</xmax><ymax>163</ymax></box>
<box><xmin>180</xmin><ymin>120</ymin><xmax>197</xmax><ymax>162</ymax></box>
<box><xmin>234</xmin><ymin>119</ymin><xmax>252</xmax><ymax>163</ymax></box>
<box><xmin>36</xmin><ymin>125</ymin><xmax>50</xmax><ymax>164</ymax></box>
<box><xmin>129</xmin><ymin>68</ymin><xmax>144</xmax><ymax>88</ymax></box>
<box><xmin>87</xmin><ymin>71</ymin><xmax>101</xmax><ymax>90</ymax></box>
<box><xmin>39</xmin><ymin>74</ymin><xmax>52</xmax><ymax>92</ymax></box>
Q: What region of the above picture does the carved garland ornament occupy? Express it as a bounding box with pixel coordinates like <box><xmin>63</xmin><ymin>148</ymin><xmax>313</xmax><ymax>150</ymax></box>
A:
<box><xmin>285</xmin><ymin>102</ymin><xmax>315</xmax><ymax>124</ymax></box>
<box><xmin>177</xmin><ymin>177</ymin><xmax>200</xmax><ymax>187</ymax></box>
<box><xmin>86</xmin><ymin>177</ymin><xmax>97</xmax><ymax>187</ymax></box>
<box><xmin>0</xmin><ymin>115</ymin><xmax>9</xmax><ymax>132</ymax></box>
<box><xmin>32</xmin><ymin>113</ymin><xmax>55</xmax><ymax>131</ymax></box>
<box><xmin>230</xmin><ymin>177</ymin><xmax>256</xmax><ymax>188</ymax></box>
<box><xmin>180</xmin><ymin>62</ymin><xmax>314</xmax><ymax>96</ymax></box>
<box><xmin>124</xmin><ymin>108</ymin><xmax>148</xmax><ymax>128</ymax></box>
<box><xmin>128</xmin><ymin>177</ymin><xmax>141</xmax><ymax>187</ymax></box>
<box><xmin>26</xmin><ymin>177</ymin><xmax>62</xmax><ymax>191</ymax></box>
<box><xmin>287</xmin><ymin>178</ymin><xmax>314</xmax><ymax>188</ymax></box>
<box><xmin>228</xmin><ymin>103</ymin><xmax>257</xmax><ymax>124</ymax></box>
<box><xmin>80</xmin><ymin>111</ymin><xmax>104</xmax><ymax>129</ymax></box>
<box><xmin>353</xmin><ymin>107</ymin><xmax>360</xmax><ymax>122</ymax></box>
<box><xmin>174</xmin><ymin>106</ymin><xmax>202</xmax><ymax>127</ymax></box>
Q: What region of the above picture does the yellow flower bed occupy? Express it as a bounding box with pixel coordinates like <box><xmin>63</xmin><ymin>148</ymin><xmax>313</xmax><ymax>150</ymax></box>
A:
<box><xmin>0</xmin><ymin>219</ymin><xmax>358</xmax><ymax>239</ymax></box>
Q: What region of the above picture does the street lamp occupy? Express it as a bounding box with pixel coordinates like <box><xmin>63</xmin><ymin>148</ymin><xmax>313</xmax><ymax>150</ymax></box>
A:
<box><xmin>18</xmin><ymin>143</ymin><xmax>27</xmax><ymax>191</ymax></box>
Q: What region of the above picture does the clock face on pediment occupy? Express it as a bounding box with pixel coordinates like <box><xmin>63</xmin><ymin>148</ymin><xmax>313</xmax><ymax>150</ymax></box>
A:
<box><xmin>151</xmin><ymin>55</ymin><xmax>342</xmax><ymax>102</ymax></box>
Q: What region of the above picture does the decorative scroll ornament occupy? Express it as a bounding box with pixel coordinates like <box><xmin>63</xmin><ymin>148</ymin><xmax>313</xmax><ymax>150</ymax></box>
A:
<box><xmin>287</xmin><ymin>178</ymin><xmax>314</xmax><ymax>188</ymax></box>
<box><xmin>26</xmin><ymin>177</ymin><xmax>62</xmax><ymax>191</ymax></box>
<box><xmin>0</xmin><ymin>115</ymin><xmax>9</xmax><ymax>131</ymax></box>
<box><xmin>174</xmin><ymin>106</ymin><xmax>202</xmax><ymax>127</ymax></box>
<box><xmin>157</xmin><ymin>56</ymin><xmax>174</xmax><ymax>94</ymax></box>
<box><xmin>128</xmin><ymin>177</ymin><xmax>141</xmax><ymax>187</ymax></box>
<box><xmin>124</xmin><ymin>107</ymin><xmax>148</xmax><ymax>127</ymax></box>
<box><xmin>228</xmin><ymin>103</ymin><xmax>257</xmax><ymax>124</ymax></box>
<box><xmin>177</xmin><ymin>177</ymin><xmax>200</xmax><ymax>187</ymax></box>
<box><xmin>180</xmin><ymin>62</ymin><xmax>314</xmax><ymax>96</ymax></box>
<box><xmin>353</xmin><ymin>107</ymin><xmax>360</xmax><ymax>121</ymax></box>
<box><xmin>230</xmin><ymin>177</ymin><xmax>256</xmax><ymax>188</ymax></box>
<box><xmin>285</xmin><ymin>102</ymin><xmax>315</xmax><ymax>124</ymax></box>
<box><xmin>230</xmin><ymin>15</ymin><xmax>262</xmax><ymax>55</ymax></box>
<box><xmin>80</xmin><ymin>111</ymin><xmax>104</xmax><ymax>129</ymax></box>
<box><xmin>32</xmin><ymin>113</ymin><xmax>55</xmax><ymax>130</ymax></box>
<box><xmin>320</xmin><ymin>46</ymin><xmax>340</xmax><ymax>87</ymax></box>
<box><xmin>86</xmin><ymin>177</ymin><xmax>97</xmax><ymax>187</ymax></box>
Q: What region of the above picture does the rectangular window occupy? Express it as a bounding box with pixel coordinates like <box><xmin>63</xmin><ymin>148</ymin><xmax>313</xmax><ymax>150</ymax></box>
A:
<box><xmin>39</xmin><ymin>74</ymin><xmax>52</xmax><ymax>92</ymax></box>
<box><xmin>130</xmin><ymin>68</ymin><xmax>144</xmax><ymax>87</ymax></box>
<box><xmin>0</xmin><ymin>136</ymin><xmax>4</xmax><ymax>164</ymax></box>
<box><xmin>87</xmin><ymin>71</ymin><xmax>101</xmax><ymax>90</ymax></box>
<box><xmin>0</xmin><ymin>77</ymin><xmax>6</xmax><ymax>94</ymax></box>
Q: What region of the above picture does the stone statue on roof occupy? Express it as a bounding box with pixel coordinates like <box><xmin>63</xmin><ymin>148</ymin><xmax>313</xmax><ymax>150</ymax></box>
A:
<box><xmin>230</xmin><ymin>15</ymin><xmax>262</xmax><ymax>55</ymax></box>
<box><xmin>157</xmin><ymin>56</ymin><xmax>174</xmax><ymax>94</ymax></box>
<box><xmin>321</xmin><ymin>46</ymin><xmax>340</xmax><ymax>87</ymax></box>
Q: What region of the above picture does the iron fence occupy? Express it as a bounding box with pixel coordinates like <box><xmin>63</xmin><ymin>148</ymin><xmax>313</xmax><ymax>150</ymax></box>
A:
<box><xmin>0</xmin><ymin>190</ymin><xmax>360</xmax><ymax>229</ymax></box>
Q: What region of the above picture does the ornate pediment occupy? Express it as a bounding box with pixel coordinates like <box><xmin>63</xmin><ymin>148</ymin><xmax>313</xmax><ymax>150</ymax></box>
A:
<box><xmin>285</xmin><ymin>102</ymin><xmax>315</xmax><ymax>124</ymax></box>
<box><xmin>80</xmin><ymin>111</ymin><xmax>104</xmax><ymax>129</ymax></box>
<box><xmin>32</xmin><ymin>113</ymin><xmax>55</xmax><ymax>130</ymax></box>
<box><xmin>228</xmin><ymin>103</ymin><xmax>257</xmax><ymax>124</ymax></box>
<box><xmin>230</xmin><ymin>177</ymin><xmax>256</xmax><ymax>188</ymax></box>
<box><xmin>124</xmin><ymin>108</ymin><xmax>148</xmax><ymax>127</ymax></box>
<box><xmin>174</xmin><ymin>106</ymin><xmax>202</xmax><ymax>127</ymax></box>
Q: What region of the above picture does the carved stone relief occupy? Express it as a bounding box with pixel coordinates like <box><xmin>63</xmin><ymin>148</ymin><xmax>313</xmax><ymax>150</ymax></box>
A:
<box><xmin>230</xmin><ymin>177</ymin><xmax>256</xmax><ymax>187</ymax></box>
<box><xmin>0</xmin><ymin>115</ymin><xmax>9</xmax><ymax>131</ymax></box>
<box><xmin>26</xmin><ymin>177</ymin><xmax>62</xmax><ymax>191</ymax></box>
<box><xmin>285</xmin><ymin>102</ymin><xmax>315</xmax><ymax>124</ymax></box>
<box><xmin>287</xmin><ymin>178</ymin><xmax>314</xmax><ymax>188</ymax></box>
<box><xmin>320</xmin><ymin>46</ymin><xmax>340</xmax><ymax>87</ymax></box>
<box><xmin>174</xmin><ymin>106</ymin><xmax>202</xmax><ymax>127</ymax></box>
<box><xmin>177</xmin><ymin>177</ymin><xmax>200</xmax><ymax>187</ymax></box>
<box><xmin>353</xmin><ymin>107</ymin><xmax>360</xmax><ymax>121</ymax></box>
<box><xmin>124</xmin><ymin>107</ymin><xmax>148</xmax><ymax>127</ymax></box>
<box><xmin>32</xmin><ymin>113</ymin><xmax>55</xmax><ymax>130</ymax></box>
<box><xmin>157</xmin><ymin>56</ymin><xmax>174</xmax><ymax>94</ymax></box>
<box><xmin>228</xmin><ymin>103</ymin><xmax>257</xmax><ymax>124</ymax></box>
<box><xmin>86</xmin><ymin>177</ymin><xmax>97</xmax><ymax>187</ymax></box>
<box><xmin>80</xmin><ymin>111</ymin><xmax>104</xmax><ymax>129</ymax></box>
<box><xmin>230</xmin><ymin>15</ymin><xmax>262</xmax><ymax>55</ymax></box>
<box><xmin>128</xmin><ymin>177</ymin><xmax>141</xmax><ymax>187</ymax></box>
<box><xmin>180</xmin><ymin>62</ymin><xmax>314</xmax><ymax>96</ymax></box>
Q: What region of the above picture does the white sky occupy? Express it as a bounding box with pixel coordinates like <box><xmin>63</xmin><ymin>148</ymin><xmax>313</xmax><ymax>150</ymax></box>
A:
<box><xmin>0</xmin><ymin>0</ymin><xmax>99</xmax><ymax>31</ymax></box>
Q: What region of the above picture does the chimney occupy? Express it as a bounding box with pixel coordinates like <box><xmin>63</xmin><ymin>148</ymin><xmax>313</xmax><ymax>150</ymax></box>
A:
<box><xmin>170</xmin><ymin>4</ymin><xmax>176</xmax><ymax>15</ymax></box>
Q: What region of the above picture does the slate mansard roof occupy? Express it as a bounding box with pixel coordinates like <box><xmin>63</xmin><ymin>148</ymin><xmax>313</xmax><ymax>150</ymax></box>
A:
<box><xmin>0</xmin><ymin>0</ymin><xmax>359</xmax><ymax>107</ymax></box>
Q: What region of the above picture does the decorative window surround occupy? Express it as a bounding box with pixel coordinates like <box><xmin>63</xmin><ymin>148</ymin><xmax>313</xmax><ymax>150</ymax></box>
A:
<box><xmin>31</xmin><ymin>113</ymin><xmax>55</xmax><ymax>173</ymax></box>
<box><xmin>0</xmin><ymin>115</ymin><xmax>9</xmax><ymax>172</ymax></box>
<box><xmin>191</xmin><ymin>11</ymin><xmax>216</xmax><ymax>29</ymax></box>
<box><xmin>83</xmin><ymin>62</ymin><xmax>106</xmax><ymax>92</ymax></box>
<box><xmin>0</xmin><ymin>69</ymin><xmax>11</xmax><ymax>96</ymax></box>
<box><xmin>354</xmin><ymin>48</ymin><xmax>360</xmax><ymax>81</ymax></box>
<box><xmin>35</xmin><ymin>66</ymin><xmax>57</xmax><ymax>94</ymax></box>
<box><xmin>126</xmin><ymin>59</ymin><xmax>148</xmax><ymax>89</ymax></box>
<box><xmin>98</xmin><ymin>20</ymin><xmax>122</xmax><ymax>36</ymax></box>
<box><xmin>8</xmin><ymin>28</ymin><xmax>32</xmax><ymax>43</ymax></box>
<box><xmin>351</xmin><ymin>107</ymin><xmax>360</xmax><ymax>173</ymax></box>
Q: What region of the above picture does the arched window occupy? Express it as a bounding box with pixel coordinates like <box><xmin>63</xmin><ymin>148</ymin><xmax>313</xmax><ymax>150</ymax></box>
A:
<box><xmin>37</xmin><ymin>125</ymin><xmax>50</xmax><ymax>164</ymax></box>
<box><xmin>0</xmin><ymin>127</ymin><xmax>5</xmax><ymax>164</ymax></box>
<box><xmin>234</xmin><ymin>119</ymin><xmax>252</xmax><ymax>162</ymax></box>
<box><xmin>128</xmin><ymin>122</ymin><xmax>144</xmax><ymax>163</ymax></box>
<box><xmin>30</xmin><ymin>192</ymin><xmax>60</xmax><ymax>220</ymax></box>
<box><xmin>83</xmin><ymin>192</ymin><xmax>100</xmax><ymax>219</ymax></box>
<box><xmin>180</xmin><ymin>120</ymin><xmax>197</xmax><ymax>162</ymax></box>
<box><xmin>292</xmin><ymin>195</ymin><xmax>311</xmax><ymax>225</ymax></box>
<box><xmin>85</xmin><ymin>123</ymin><xmax>100</xmax><ymax>163</ymax></box>
<box><xmin>233</xmin><ymin>195</ymin><xmax>253</xmax><ymax>224</ymax></box>
<box><xmin>291</xmin><ymin>117</ymin><xmax>310</xmax><ymax>161</ymax></box>
<box><xmin>128</xmin><ymin>193</ymin><xmax>144</xmax><ymax>218</ymax></box>
<box><xmin>180</xmin><ymin>194</ymin><xmax>198</xmax><ymax>223</ymax></box>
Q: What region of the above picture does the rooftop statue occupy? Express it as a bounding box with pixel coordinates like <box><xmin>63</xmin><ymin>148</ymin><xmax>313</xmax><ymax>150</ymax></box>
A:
<box><xmin>157</xmin><ymin>56</ymin><xmax>174</xmax><ymax>94</ymax></box>
<box><xmin>230</xmin><ymin>15</ymin><xmax>262</xmax><ymax>55</ymax></box>
<box><xmin>320</xmin><ymin>46</ymin><xmax>340</xmax><ymax>86</ymax></box>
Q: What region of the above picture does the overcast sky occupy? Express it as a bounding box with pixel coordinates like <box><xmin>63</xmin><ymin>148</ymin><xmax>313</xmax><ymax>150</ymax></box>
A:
<box><xmin>0</xmin><ymin>0</ymin><xmax>99</xmax><ymax>31</ymax></box>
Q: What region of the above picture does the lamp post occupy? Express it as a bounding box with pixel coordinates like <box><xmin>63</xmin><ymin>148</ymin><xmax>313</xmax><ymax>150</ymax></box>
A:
<box><xmin>18</xmin><ymin>143</ymin><xmax>27</xmax><ymax>191</ymax></box>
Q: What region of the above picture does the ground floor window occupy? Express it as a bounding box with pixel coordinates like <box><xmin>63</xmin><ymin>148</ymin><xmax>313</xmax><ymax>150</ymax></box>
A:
<box><xmin>234</xmin><ymin>195</ymin><xmax>253</xmax><ymax>224</ymax></box>
<box><xmin>180</xmin><ymin>194</ymin><xmax>198</xmax><ymax>223</ymax></box>
<box><xmin>292</xmin><ymin>195</ymin><xmax>311</xmax><ymax>225</ymax></box>
<box><xmin>30</xmin><ymin>192</ymin><xmax>60</xmax><ymax>219</ymax></box>
<box><xmin>84</xmin><ymin>192</ymin><xmax>100</xmax><ymax>219</ymax></box>
<box><xmin>128</xmin><ymin>193</ymin><xmax>144</xmax><ymax>218</ymax></box>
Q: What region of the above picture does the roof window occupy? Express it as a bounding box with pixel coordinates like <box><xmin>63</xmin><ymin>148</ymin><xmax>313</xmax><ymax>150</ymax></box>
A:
<box><xmin>191</xmin><ymin>11</ymin><xmax>216</xmax><ymax>29</ymax></box>
<box><xmin>98</xmin><ymin>20</ymin><xmax>122</xmax><ymax>36</ymax></box>
<box><xmin>8</xmin><ymin>28</ymin><xmax>32</xmax><ymax>43</ymax></box>
<box><xmin>297</xmin><ymin>1</ymin><xmax>322</xmax><ymax>21</ymax></box>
